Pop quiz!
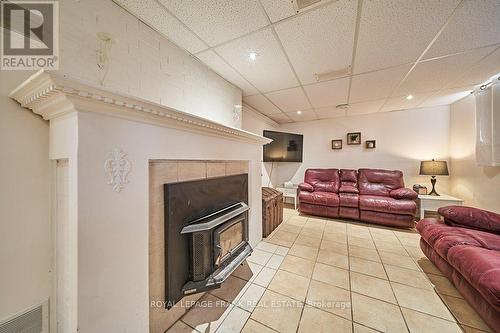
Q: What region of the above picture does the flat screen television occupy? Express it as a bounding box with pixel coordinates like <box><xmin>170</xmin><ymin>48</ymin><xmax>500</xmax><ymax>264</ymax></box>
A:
<box><xmin>263</xmin><ymin>130</ymin><xmax>303</xmax><ymax>162</ymax></box>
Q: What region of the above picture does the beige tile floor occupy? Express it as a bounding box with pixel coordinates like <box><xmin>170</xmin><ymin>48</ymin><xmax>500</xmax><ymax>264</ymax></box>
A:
<box><xmin>166</xmin><ymin>207</ymin><xmax>493</xmax><ymax>333</ymax></box>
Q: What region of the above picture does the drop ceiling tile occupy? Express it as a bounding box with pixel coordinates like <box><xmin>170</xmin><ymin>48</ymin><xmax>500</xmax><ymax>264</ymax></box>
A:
<box><xmin>268</xmin><ymin>113</ymin><xmax>293</xmax><ymax>124</ymax></box>
<box><xmin>274</xmin><ymin>0</ymin><xmax>358</xmax><ymax>84</ymax></box>
<box><xmin>420</xmin><ymin>86</ymin><xmax>474</xmax><ymax>108</ymax></box>
<box><xmin>260</xmin><ymin>0</ymin><xmax>297</xmax><ymax>23</ymax></box>
<box><xmin>381</xmin><ymin>93</ymin><xmax>432</xmax><ymax>112</ymax></box>
<box><xmin>265</xmin><ymin>87</ymin><xmax>312</xmax><ymax>113</ymax></box>
<box><xmin>113</xmin><ymin>0</ymin><xmax>208</xmax><ymax>53</ymax></box>
<box><xmin>424</xmin><ymin>0</ymin><xmax>500</xmax><ymax>59</ymax></box>
<box><xmin>347</xmin><ymin>100</ymin><xmax>385</xmax><ymax>116</ymax></box>
<box><xmin>448</xmin><ymin>47</ymin><xmax>500</xmax><ymax>88</ymax></box>
<box><xmin>349</xmin><ymin>64</ymin><xmax>412</xmax><ymax>103</ymax></box>
<box><xmin>303</xmin><ymin>77</ymin><xmax>350</xmax><ymax>108</ymax></box>
<box><xmin>315</xmin><ymin>106</ymin><xmax>347</xmax><ymax>119</ymax></box>
<box><xmin>158</xmin><ymin>0</ymin><xmax>269</xmax><ymax>46</ymax></box>
<box><xmin>354</xmin><ymin>0</ymin><xmax>460</xmax><ymax>74</ymax></box>
<box><xmin>395</xmin><ymin>46</ymin><xmax>495</xmax><ymax>95</ymax></box>
<box><xmin>243</xmin><ymin>94</ymin><xmax>282</xmax><ymax>115</ymax></box>
<box><xmin>216</xmin><ymin>28</ymin><xmax>299</xmax><ymax>92</ymax></box>
<box><xmin>196</xmin><ymin>50</ymin><xmax>258</xmax><ymax>96</ymax></box>
<box><xmin>286</xmin><ymin>110</ymin><xmax>318</xmax><ymax>122</ymax></box>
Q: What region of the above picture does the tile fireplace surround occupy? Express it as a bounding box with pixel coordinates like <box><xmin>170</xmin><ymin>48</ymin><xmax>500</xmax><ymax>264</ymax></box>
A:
<box><xmin>149</xmin><ymin>160</ymin><xmax>249</xmax><ymax>332</ymax></box>
<box><xmin>9</xmin><ymin>70</ymin><xmax>270</xmax><ymax>333</ymax></box>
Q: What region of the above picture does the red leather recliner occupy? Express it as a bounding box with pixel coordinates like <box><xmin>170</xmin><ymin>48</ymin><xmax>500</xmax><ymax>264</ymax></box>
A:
<box><xmin>417</xmin><ymin>206</ymin><xmax>500</xmax><ymax>332</ymax></box>
<box><xmin>358</xmin><ymin>169</ymin><xmax>417</xmax><ymax>228</ymax></box>
<box><xmin>298</xmin><ymin>169</ymin><xmax>340</xmax><ymax>219</ymax></box>
<box><xmin>298</xmin><ymin>168</ymin><xmax>417</xmax><ymax>228</ymax></box>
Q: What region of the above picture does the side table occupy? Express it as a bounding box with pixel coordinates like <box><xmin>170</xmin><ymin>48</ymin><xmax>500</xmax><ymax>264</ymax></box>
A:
<box><xmin>275</xmin><ymin>184</ymin><xmax>299</xmax><ymax>210</ymax></box>
<box><xmin>417</xmin><ymin>194</ymin><xmax>463</xmax><ymax>219</ymax></box>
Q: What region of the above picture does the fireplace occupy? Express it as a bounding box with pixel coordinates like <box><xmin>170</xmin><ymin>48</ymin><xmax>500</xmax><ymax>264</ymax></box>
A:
<box><xmin>164</xmin><ymin>174</ymin><xmax>252</xmax><ymax>308</ymax></box>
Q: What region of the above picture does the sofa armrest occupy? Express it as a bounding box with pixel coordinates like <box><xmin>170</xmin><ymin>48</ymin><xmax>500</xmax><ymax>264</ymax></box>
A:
<box><xmin>438</xmin><ymin>206</ymin><xmax>500</xmax><ymax>234</ymax></box>
<box><xmin>298</xmin><ymin>182</ymin><xmax>314</xmax><ymax>192</ymax></box>
<box><xmin>390</xmin><ymin>188</ymin><xmax>418</xmax><ymax>200</ymax></box>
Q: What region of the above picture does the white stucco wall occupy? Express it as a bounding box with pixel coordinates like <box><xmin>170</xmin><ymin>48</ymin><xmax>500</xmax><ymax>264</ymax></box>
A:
<box><xmin>255</xmin><ymin>106</ymin><xmax>452</xmax><ymax>192</ymax></box>
<box><xmin>0</xmin><ymin>71</ymin><xmax>52</xmax><ymax>321</ymax></box>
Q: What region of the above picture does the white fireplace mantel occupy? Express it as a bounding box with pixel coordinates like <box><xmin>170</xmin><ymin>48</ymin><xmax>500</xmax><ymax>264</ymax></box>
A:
<box><xmin>10</xmin><ymin>70</ymin><xmax>271</xmax><ymax>145</ymax></box>
<box><xmin>9</xmin><ymin>70</ymin><xmax>273</xmax><ymax>333</ymax></box>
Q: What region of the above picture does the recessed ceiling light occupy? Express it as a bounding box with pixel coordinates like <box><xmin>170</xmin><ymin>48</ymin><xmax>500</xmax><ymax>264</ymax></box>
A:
<box><xmin>406</xmin><ymin>95</ymin><xmax>414</xmax><ymax>100</ymax></box>
<box><xmin>297</xmin><ymin>110</ymin><xmax>302</xmax><ymax>115</ymax></box>
<box><xmin>248</xmin><ymin>52</ymin><xmax>257</xmax><ymax>61</ymax></box>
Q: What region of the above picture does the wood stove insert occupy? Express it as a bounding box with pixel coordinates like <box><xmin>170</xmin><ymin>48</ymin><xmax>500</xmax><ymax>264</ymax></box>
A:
<box><xmin>163</xmin><ymin>174</ymin><xmax>252</xmax><ymax>308</ymax></box>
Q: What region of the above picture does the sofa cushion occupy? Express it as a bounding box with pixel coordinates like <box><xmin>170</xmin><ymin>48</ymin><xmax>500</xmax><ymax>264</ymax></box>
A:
<box><xmin>438</xmin><ymin>206</ymin><xmax>500</xmax><ymax>235</ymax></box>
<box><xmin>447</xmin><ymin>246</ymin><xmax>500</xmax><ymax>312</ymax></box>
<box><xmin>340</xmin><ymin>169</ymin><xmax>357</xmax><ymax>182</ymax></box>
<box><xmin>299</xmin><ymin>191</ymin><xmax>340</xmax><ymax>207</ymax></box>
<box><xmin>340</xmin><ymin>169</ymin><xmax>358</xmax><ymax>188</ymax></box>
<box><xmin>339</xmin><ymin>185</ymin><xmax>359</xmax><ymax>193</ymax></box>
<box><xmin>359</xmin><ymin>195</ymin><xmax>416</xmax><ymax>215</ymax></box>
<box><xmin>358</xmin><ymin>169</ymin><xmax>405</xmax><ymax>196</ymax></box>
<box><xmin>304</xmin><ymin>168</ymin><xmax>340</xmax><ymax>193</ymax></box>
<box><xmin>417</xmin><ymin>218</ymin><xmax>500</xmax><ymax>259</ymax></box>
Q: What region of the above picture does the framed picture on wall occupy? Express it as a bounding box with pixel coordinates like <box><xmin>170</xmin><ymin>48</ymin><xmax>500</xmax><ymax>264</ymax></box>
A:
<box><xmin>332</xmin><ymin>139</ymin><xmax>342</xmax><ymax>150</ymax></box>
<box><xmin>347</xmin><ymin>132</ymin><xmax>361</xmax><ymax>145</ymax></box>
<box><xmin>366</xmin><ymin>140</ymin><xmax>376</xmax><ymax>149</ymax></box>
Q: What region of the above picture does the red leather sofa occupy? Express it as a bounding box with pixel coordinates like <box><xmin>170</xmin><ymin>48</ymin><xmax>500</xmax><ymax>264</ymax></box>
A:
<box><xmin>298</xmin><ymin>168</ymin><xmax>417</xmax><ymax>228</ymax></box>
<box><xmin>417</xmin><ymin>206</ymin><xmax>500</xmax><ymax>332</ymax></box>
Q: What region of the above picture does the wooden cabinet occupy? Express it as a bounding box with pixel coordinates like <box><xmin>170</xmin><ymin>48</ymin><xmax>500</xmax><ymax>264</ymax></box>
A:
<box><xmin>262</xmin><ymin>187</ymin><xmax>283</xmax><ymax>237</ymax></box>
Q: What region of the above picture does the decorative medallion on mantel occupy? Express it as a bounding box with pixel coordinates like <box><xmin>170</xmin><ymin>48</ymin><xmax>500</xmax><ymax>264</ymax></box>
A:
<box><xmin>104</xmin><ymin>148</ymin><xmax>131</xmax><ymax>193</ymax></box>
<box><xmin>9</xmin><ymin>70</ymin><xmax>272</xmax><ymax>145</ymax></box>
<box><xmin>233</xmin><ymin>104</ymin><xmax>242</xmax><ymax>123</ymax></box>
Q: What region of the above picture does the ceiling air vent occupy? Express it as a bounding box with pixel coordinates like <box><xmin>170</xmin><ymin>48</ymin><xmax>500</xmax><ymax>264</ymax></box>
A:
<box><xmin>294</xmin><ymin>0</ymin><xmax>322</xmax><ymax>11</ymax></box>
<box><xmin>315</xmin><ymin>66</ymin><xmax>352</xmax><ymax>82</ymax></box>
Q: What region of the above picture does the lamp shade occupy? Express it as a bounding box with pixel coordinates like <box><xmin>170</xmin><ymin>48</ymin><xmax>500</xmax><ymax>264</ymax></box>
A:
<box><xmin>419</xmin><ymin>159</ymin><xmax>449</xmax><ymax>176</ymax></box>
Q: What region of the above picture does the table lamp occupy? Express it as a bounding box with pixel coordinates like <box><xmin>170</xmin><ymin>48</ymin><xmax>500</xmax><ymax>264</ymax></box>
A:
<box><xmin>419</xmin><ymin>159</ymin><xmax>449</xmax><ymax>196</ymax></box>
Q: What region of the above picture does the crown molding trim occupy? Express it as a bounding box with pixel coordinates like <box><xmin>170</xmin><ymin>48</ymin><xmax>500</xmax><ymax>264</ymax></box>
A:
<box><xmin>10</xmin><ymin>70</ymin><xmax>272</xmax><ymax>145</ymax></box>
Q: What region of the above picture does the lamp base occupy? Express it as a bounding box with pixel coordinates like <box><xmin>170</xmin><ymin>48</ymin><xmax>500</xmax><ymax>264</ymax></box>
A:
<box><xmin>428</xmin><ymin>176</ymin><xmax>440</xmax><ymax>196</ymax></box>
